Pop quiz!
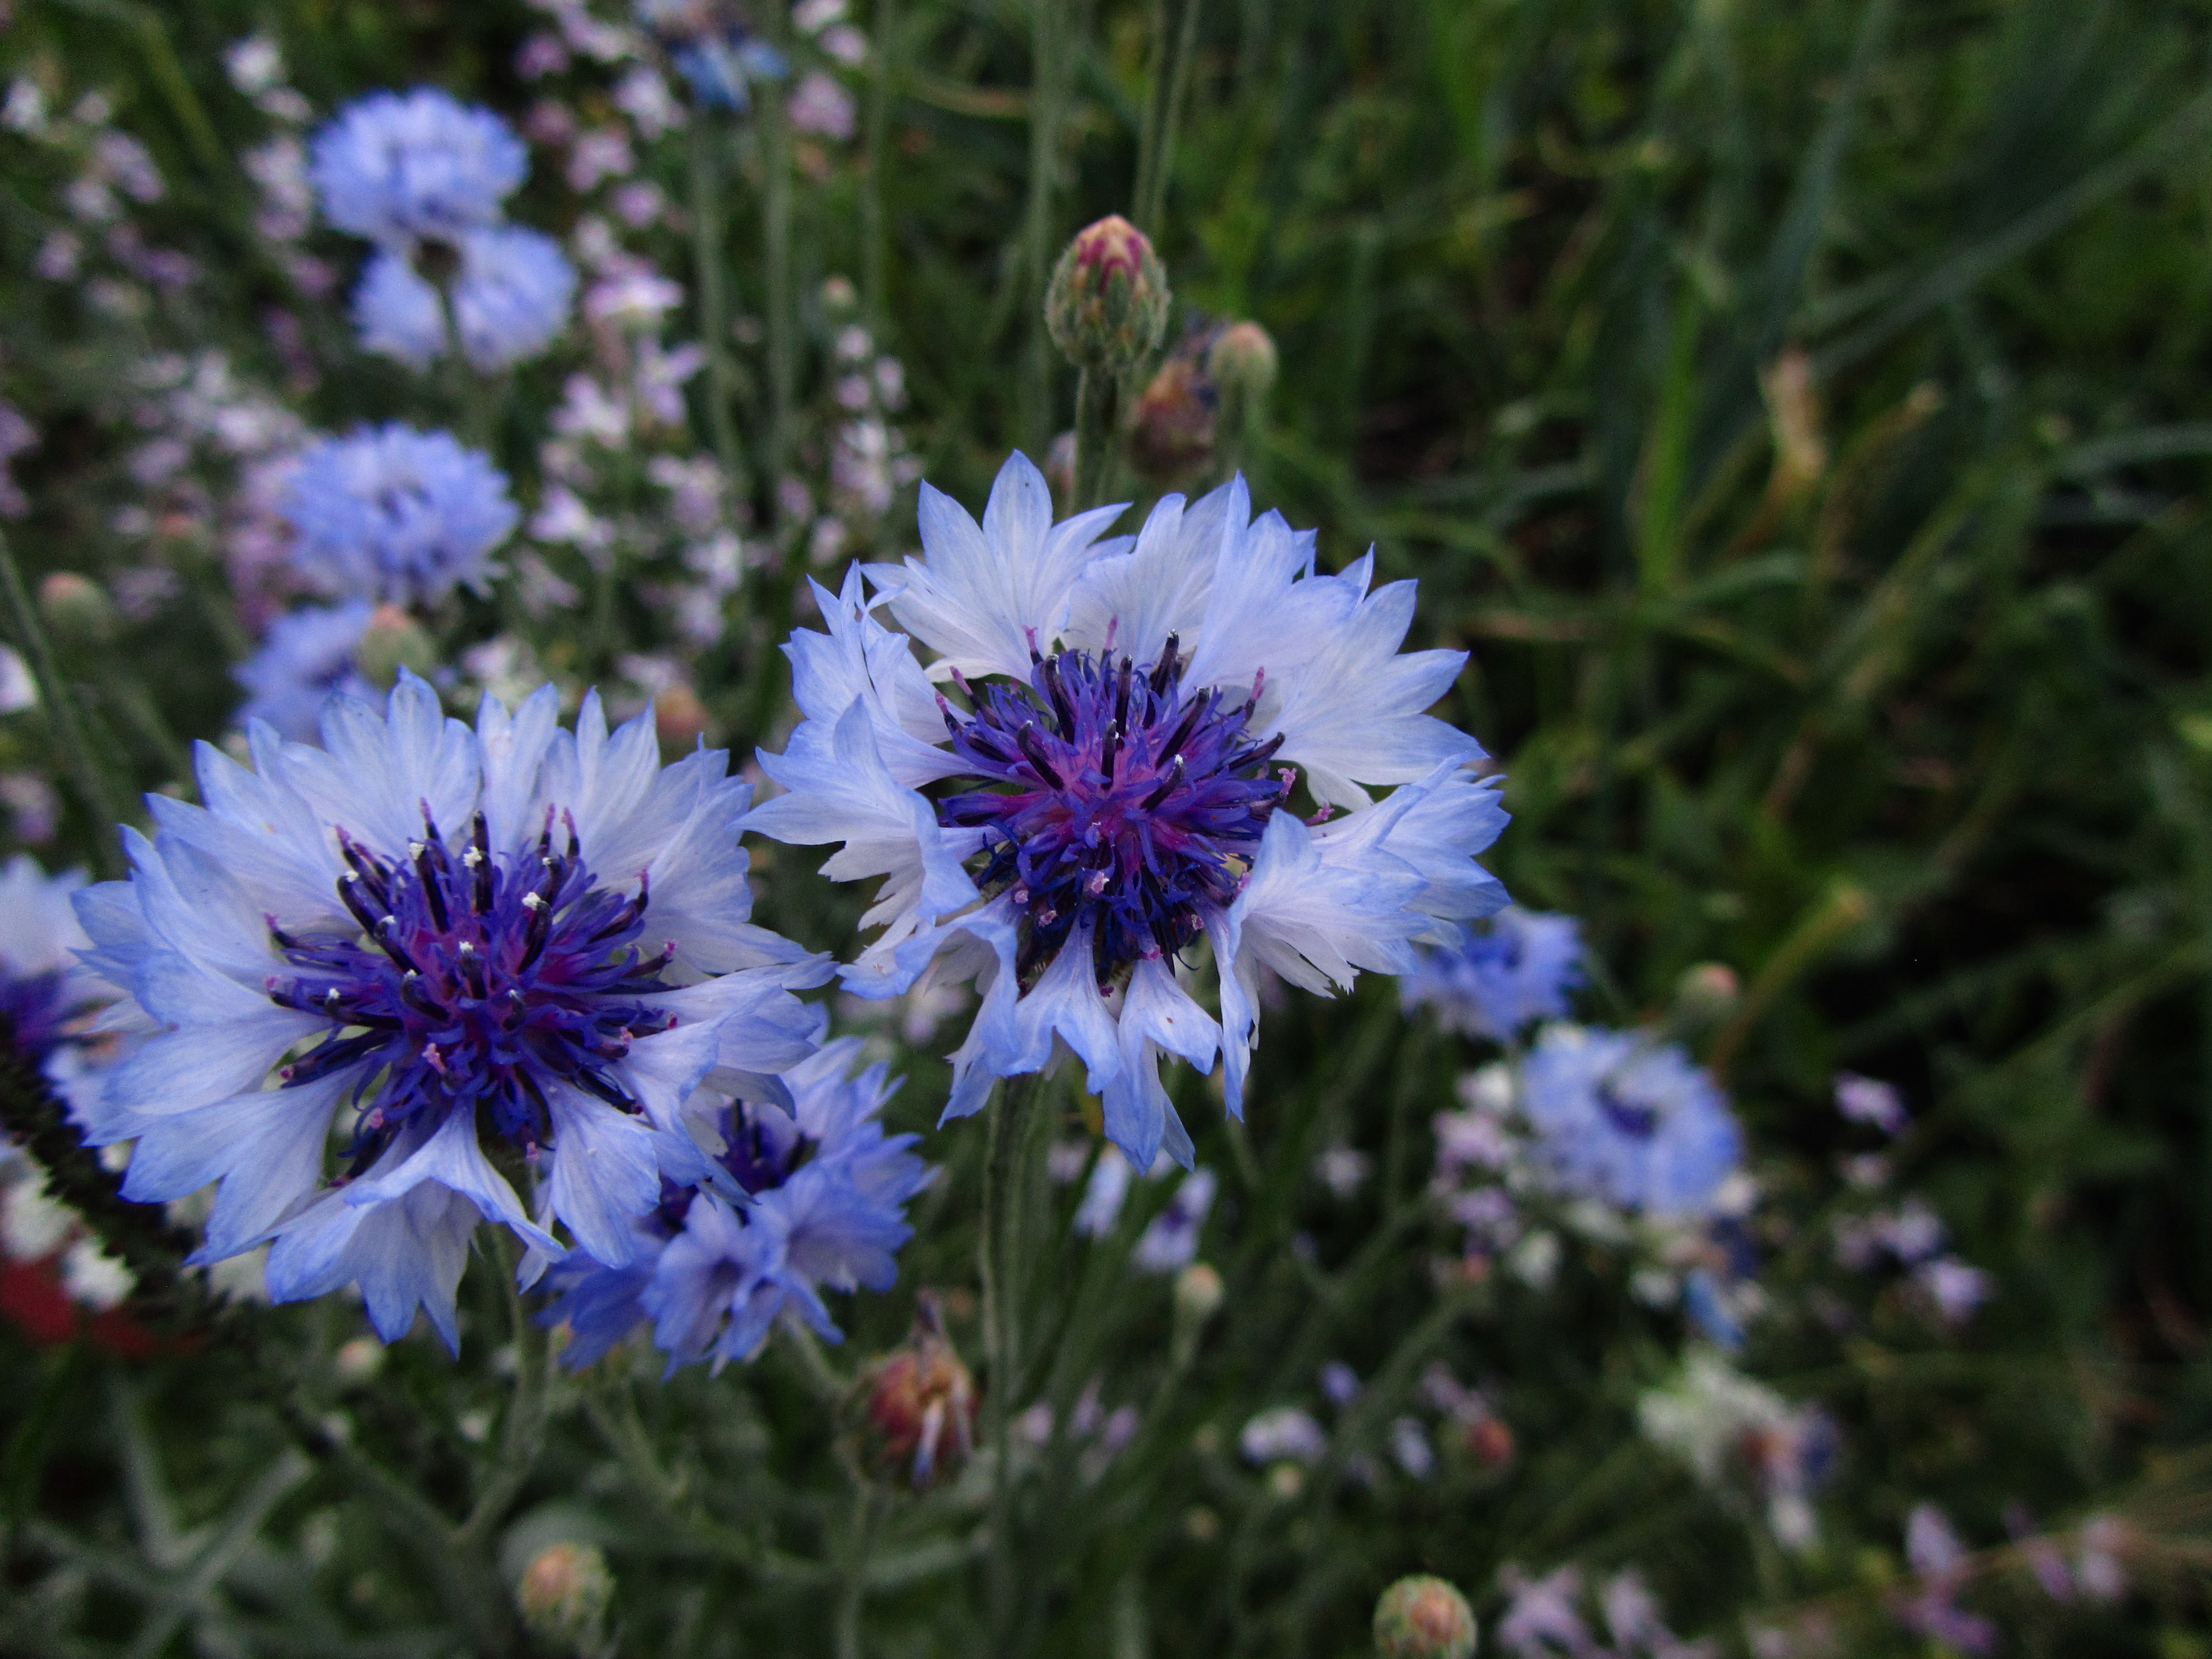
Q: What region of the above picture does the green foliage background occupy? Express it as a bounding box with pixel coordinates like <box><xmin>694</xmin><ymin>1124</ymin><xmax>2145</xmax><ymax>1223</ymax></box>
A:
<box><xmin>6</xmin><ymin>0</ymin><xmax>2212</xmax><ymax>1654</ymax></box>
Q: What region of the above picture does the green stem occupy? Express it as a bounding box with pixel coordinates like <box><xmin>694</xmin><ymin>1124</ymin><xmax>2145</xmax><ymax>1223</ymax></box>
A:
<box><xmin>1072</xmin><ymin>367</ymin><xmax>1123</xmax><ymax>511</ymax></box>
<box><xmin>759</xmin><ymin>15</ymin><xmax>797</xmax><ymax>520</ymax></box>
<box><xmin>1019</xmin><ymin>0</ymin><xmax>1069</xmax><ymax>455</ymax></box>
<box><xmin>1132</xmin><ymin>0</ymin><xmax>1203</xmax><ymax>238</ymax></box>
<box><xmin>687</xmin><ymin>117</ymin><xmax>750</xmax><ymax>507</ymax></box>
<box><xmin>458</xmin><ymin>1233</ymin><xmax>552</xmax><ymax>1549</ymax></box>
<box><xmin>980</xmin><ymin>1073</ymin><xmax>1044</xmax><ymax>1643</ymax></box>
<box><xmin>0</xmin><ymin>531</ymin><xmax>128</xmax><ymax>876</ymax></box>
<box><xmin>835</xmin><ymin>1480</ymin><xmax>883</xmax><ymax>1659</ymax></box>
<box><xmin>863</xmin><ymin>0</ymin><xmax>897</xmax><ymax>335</ymax></box>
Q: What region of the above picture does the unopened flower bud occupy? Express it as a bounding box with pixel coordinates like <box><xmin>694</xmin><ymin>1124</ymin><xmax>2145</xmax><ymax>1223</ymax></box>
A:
<box><xmin>332</xmin><ymin>1335</ymin><xmax>385</xmax><ymax>1387</ymax></box>
<box><xmin>1373</xmin><ymin>1574</ymin><xmax>1479</xmax><ymax>1659</ymax></box>
<box><xmin>853</xmin><ymin>1294</ymin><xmax>977</xmax><ymax>1490</ymax></box>
<box><xmin>1045</xmin><ymin>215</ymin><xmax>1169</xmax><ymax>375</ymax></box>
<box><xmin>1174</xmin><ymin>1262</ymin><xmax>1224</xmax><ymax>1328</ymax></box>
<box><xmin>516</xmin><ymin>1541</ymin><xmax>613</xmax><ymax>1651</ymax></box>
<box><xmin>1465</xmin><ymin>1415</ymin><xmax>1514</xmax><ymax>1467</ymax></box>
<box><xmin>1125</xmin><ymin>354</ymin><xmax>1217</xmax><ymax>483</ymax></box>
<box><xmin>354</xmin><ymin>603</ymin><xmax>437</xmax><ymax>690</ymax></box>
<box><xmin>654</xmin><ymin>683</ymin><xmax>709</xmax><ymax>749</ymax></box>
<box><xmin>1673</xmin><ymin>962</ymin><xmax>1739</xmax><ymax>1029</ymax></box>
<box><xmin>38</xmin><ymin>571</ymin><xmax>117</xmax><ymax>644</ymax></box>
<box><xmin>1207</xmin><ymin>321</ymin><xmax>1278</xmax><ymax>406</ymax></box>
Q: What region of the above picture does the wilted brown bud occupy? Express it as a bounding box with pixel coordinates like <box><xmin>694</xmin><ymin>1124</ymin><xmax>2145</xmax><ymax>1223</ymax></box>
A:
<box><xmin>1126</xmin><ymin>354</ymin><xmax>1218</xmax><ymax>484</ymax></box>
<box><xmin>1371</xmin><ymin>1575</ymin><xmax>1477</xmax><ymax>1654</ymax></box>
<box><xmin>1373</xmin><ymin>1574</ymin><xmax>1478</xmax><ymax>1659</ymax></box>
<box><xmin>1045</xmin><ymin>215</ymin><xmax>1169</xmax><ymax>375</ymax></box>
<box><xmin>854</xmin><ymin>1294</ymin><xmax>976</xmax><ymax>1490</ymax></box>
<box><xmin>1465</xmin><ymin>1415</ymin><xmax>1515</xmax><ymax>1468</ymax></box>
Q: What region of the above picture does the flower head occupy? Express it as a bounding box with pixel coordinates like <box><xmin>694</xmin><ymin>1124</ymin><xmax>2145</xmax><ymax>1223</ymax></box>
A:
<box><xmin>1045</xmin><ymin>216</ymin><xmax>1169</xmax><ymax>374</ymax></box>
<box><xmin>748</xmin><ymin>455</ymin><xmax>1506</xmax><ymax>1172</ymax></box>
<box><xmin>1519</xmin><ymin>1025</ymin><xmax>1740</xmax><ymax>1217</ymax></box>
<box><xmin>540</xmin><ymin>1038</ymin><xmax>932</xmax><ymax>1371</ymax></box>
<box><xmin>634</xmin><ymin>1</ymin><xmax>788</xmax><ymax>110</ymax></box>
<box><xmin>356</xmin><ymin>228</ymin><xmax>577</xmax><ymax>373</ymax></box>
<box><xmin>76</xmin><ymin>676</ymin><xmax>825</xmax><ymax>1347</ymax></box>
<box><xmin>233</xmin><ymin>601</ymin><xmax>377</xmax><ymax>741</ymax></box>
<box><xmin>0</xmin><ymin>855</ymin><xmax>98</xmax><ymax>1068</ymax></box>
<box><xmin>1401</xmin><ymin>907</ymin><xmax>1584</xmax><ymax>1040</ymax></box>
<box><xmin>284</xmin><ymin>425</ymin><xmax>519</xmax><ymax>606</ymax></box>
<box><xmin>310</xmin><ymin>89</ymin><xmax>526</xmax><ymax>246</ymax></box>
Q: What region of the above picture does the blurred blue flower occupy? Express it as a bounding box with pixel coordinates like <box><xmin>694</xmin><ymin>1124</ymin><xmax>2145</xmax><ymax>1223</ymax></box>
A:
<box><xmin>1518</xmin><ymin>1024</ymin><xmax>1741</xmax><ymax>1217</ymax></box>
<box><xmin>1131</xmin><ymin>1166</ymin><xmax>1215</xmax><ymax>1272</ymax></box>
<box><xmin>283</xmin><ymin>424</ymin><xmax>519</xmax><ymax>607</ymax></box>
<box><xmin>540</xmin><ymin>1039</ymin><xmax>933</xmax><ymax>1372</ymax></box>
<box><xmin>1400</xmin><ymin>907</ymin><xmax>1583</xmax><ymax>1040</ymax></box>
<box><xmin>232</xmin><ymin>601</ymin><xmax>377</xmax><ymax>742</ymax></box>
<box><xmin>0</xmin><ymin>855</ymin><xmax>98</xmax><ymax>1071</ymax></box>
<box><xmin>748</xmin><ymin>456</ymin><xmax>1507</xmax><ymax>1173</ymax></box>
<box><xmin>310</xmin><ymin>88</ymin><xmax>526</xmax><ymax>246</ymax></box>
<box><xmin>74</xmin><ymin>676</ymin><xmax>827</xmax><ymax>1348</ymax></box>
<box><xmin>352</xmin><ymin>251</ymin><xmax>448</xmax><ymax>368</ymax></box>
<box><xmin>633</xmin><ymin>1</ymin><xmax>789</xmax><ymax>110</ymax></box>
<box><xmin>451</xmin><ymin>225</ymin><xmax>576</xmax><ymax>370</ymax></box>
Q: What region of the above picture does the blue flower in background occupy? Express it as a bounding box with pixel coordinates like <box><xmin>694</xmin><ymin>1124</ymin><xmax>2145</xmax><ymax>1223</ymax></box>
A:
<box><xmin>310</xmin><ymin>89</ymin><xmax>526</xmax><ymax>246</ymax></box>
<box><xmin>633</xmin><ymin>1</ymin><xmax>789</xmax><ymax>111</ymax></box>
<box><xmin>747</xmin><ymin>455</ymin><xmax>1508</xmax><ymax>1174</ymax></box>
<box><xmin>1518</xmin><ymin>1024</ymin><xmax>1741</xmax><ymax>1217</ymax></box>
<box><xmin>354</xmin><ymin>228</ymin><xmax>577</xmax><ymax>374</ymax></box>
<box><xmin>540</xmin><ymin>1039</ymin><xmax>934</xmax><ymax>1371</ymax></box>
<box><xmin>1400</xmin><ymin>907</ymin><xmax>1583</xmax><ymax>1040</ymax></box>
<box><xmin>0</xmin><ymin>856</ymin><xmax>98</xmax><ymax>1071</ymax></box>
<box><xmin>233</xmin><ymin>601</ymin><xmax>377</xmax><ymax>742</ymax></box>
<box><xmin>283</xmin><ymin>425</ymin><xmax>518</xmax><ymax>607</ymax></box>
<box><xmin>74</xmin><ymin>676</ymin><xmax>827</xmax><ymax>1348</ymax></box>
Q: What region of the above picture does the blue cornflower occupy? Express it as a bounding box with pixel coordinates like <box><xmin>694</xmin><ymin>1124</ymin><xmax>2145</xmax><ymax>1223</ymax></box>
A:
<box><xmin>354</xmin><ymin>228</ymin><xmax>577</xmax><ymax>374</ymax></box>
<box><xmin>747</xmin><ymin>456</ymin><xmax>1508</xmax><ymax>1173</ymax></box>
<box><xmin>283</xmin><ymin>425</ymin><xmax>518</xmax><ymax>607</ymax></box>
<box><xmin>634</xmin><ymin>1</ymin><xmax>789</xmax><ymax>111</ymax></box>
<box><xmin>0</xmin><ymin>856</ymin><xmax>98</xmax><ymax>1070</ymax></box>
<box><xmin>1400</xmin><ymin>907</ymin><xmax>1583</xmax><ymax>1040</ymax></box>
<box><xmin>310</xmin><ymin>89</ymin><xmax>527</xmax><ymax>247</ymax></box>
<box><xmin>540</xmin><ymin>1038</ymin><xmax>933</xmax><ymax>1371</ymax></box>
<box><xmin>233</xmin><ymin>602</ymin><xmax>377</xmax><ymax>742</ymax></box>
<box><xmin>1518</xmin><ymin>1024</ymin><xmax>1741</xmax><ymax>1217</ymax></box>
<box><xmin>74</xmin><ymin>676</ymin><xmax>827</xmax><ymax>1348</ymax></box>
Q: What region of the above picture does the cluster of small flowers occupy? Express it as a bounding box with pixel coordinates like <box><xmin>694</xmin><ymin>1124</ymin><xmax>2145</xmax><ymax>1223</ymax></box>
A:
<box><xmin>1825</xmin><ymin>1074</ymin><xmax>1992</xmax><ymax>1327</ymax></box>
<box><xmin>1883</xmin><ymin>1501</ymin><xmax>2129</xmax><ymax>1654</ymax></box>
<box><xmin>1013</xmin><ymin>1374</ymin><xmax>1142</xmax><ymax>1484</ymax></box>
<box><xmin>802</xmin><ymin>281</ymin><xmax>923</xmax><ymax>568</ymax></box>
<box><xmin>1235</xmin><ymin>1357</ymin><xmax>1512</xmax><ymax>1498</ymax></box>
<box><xmin>1493</xmin><ymin>1562</ymin><xmax>1713</xmax><ymax>1659</ymax></box>
<box><xmin>5</xmin><ymin>72</ymin><xmax>192</xmax><ymax>311</ymax></box>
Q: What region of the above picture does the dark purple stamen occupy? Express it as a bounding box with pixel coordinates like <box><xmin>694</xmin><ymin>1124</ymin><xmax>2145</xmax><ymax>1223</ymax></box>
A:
<box><xmin>266</xmin><ymin>805</ymin><xmax>675</xmax><ymax>1159</ymax></box>
<box><xmin>0</xmin><ymin>968</ymin><xmax>75</xmax><ymax>1069</ymax></box>
<box><xmin>933</xmin><ymin>636</ymin><xmax>1288</xmax><ymax>981</ymax></box>
<box><xmin>1594</xmin><ymin>1079</ymin><xmax>1661</xmax><ymax>1141</ymax></box>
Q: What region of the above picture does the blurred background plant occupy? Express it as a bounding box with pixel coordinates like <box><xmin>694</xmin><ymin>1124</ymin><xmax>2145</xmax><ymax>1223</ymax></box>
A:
<box><xmin>3</xmin><ymin>0</ymin><xmax>2212</xmax><ymax>1655</ymax></box>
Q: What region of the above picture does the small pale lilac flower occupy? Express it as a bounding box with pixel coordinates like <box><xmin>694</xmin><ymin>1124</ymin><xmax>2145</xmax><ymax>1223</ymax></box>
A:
<box><xmin>540</xmin><ymin>1039</ymin><xmax>932</xmax><ymax>1371</ymax></box>
<box><xmin>788</xmin><ymin>71</ymin><xmax>855</xmax><ymax>140</ymax></box>
<box><xmin>1073</xmin><ymin>1145</ymin><xmax>1135</xmax><ymax>1237</ymax></box>
<box><xmin>310</xmin><ymin>89</ymin><xmax>526</xmax><ymax>245</ymax></box>
<box><xmin>1132</xmin><ymin>1166</ymin><xmax>1216</xmax><ymax>1271</ymax></box>
<box><xmin>75</xmin><ymin>677</ymin><xmax>826</xmax><ymax>1348</ymax></box>
<box><xmin>1389</xmin><ymin>1416</ymin><xmax>1434</xmax><ymax>1478</ymax></box>
<box><xmin>2074</xmin><ymin>1514</ymin><xmax>2127</xmax><ymax>1601</ymax></box>
<box><xmin>748</xmin><ymin>457</ymin><xmax>1506</xmax><ymax>1171</ymax></box>
<box><xmin>1401</xmin><ymin>907</ymin><xmax>1583</xmax><ymax>1040</ymax></box>
<box><xmin>233</xmin><ymin>601</ymin><xmax>377</xmax><ymax>742</ymax></box>
<box><xmin>1896</xmin><ymin>1504</ymin><xmax>1994</xmax><ymax>1654</ymax></box>
<box><xmin>1239</xmin><ymin>1406</ymin><xmax>1327</xmax><ymax>1466</ymax></box>
<box><xmin>1916</xmin><ymin>1256</ymin><xmax>1991</xmax><ymax>1324</ymax></box>
<box><xmin>1835</xmin><ymin>1072</ymin><xmax>1908</xmax><ymax>1136</ymax></box>
<box><xmin>1318</xmin><ymin>1360</ymin><xmax>1359</xmax><ymax>1406</ymax></box>
<box><xmin>1495</xmin><ymin>1565</ymin><xmax>1588</xmax><ymax>1657</ymax></box>
<box><xmin>284</xmin><ymin>425</ymin><xmax>518</xmax><ymax>606</ymax></box>
<box><xmin>1519</xmin><ymin>1025</ymin><xmax>1740</xmax><ymax>1216</ymax></box>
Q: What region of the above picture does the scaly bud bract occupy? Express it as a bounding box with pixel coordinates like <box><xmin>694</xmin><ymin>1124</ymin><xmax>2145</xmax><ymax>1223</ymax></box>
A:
<box><xmin>1373</xmin><ymin>1574</ymin><xmax>1479</xmax><ymax>1659</ymax></box>
<box><xmin>1045</xmin><ymin>215</ymin><xmax>1170</xmax><ymax>375</ymax></box>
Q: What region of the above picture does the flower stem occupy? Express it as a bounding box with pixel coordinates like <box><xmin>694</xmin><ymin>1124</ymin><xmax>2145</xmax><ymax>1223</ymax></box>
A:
<box><xmin>458</xmin><ymin>1232</ymin><xmax>552</xmax><ymax>1548</ymax></box>
<box><xmin>980</xmin><ymin>1071</ymin><xmax>1052</xmax><ymax>1642</ymax></box>
<box><xmin>759</xmin><ymin>11</ymin><xmax>798</xmax><ymax>524</ymax></box>
<box><xmin>863</xmin><ymin>0</ymin><xmax>897</xmax><ymax>335</ymax></box>
<box><xmin>1018</xmin><ymin>0</ymin><xmax>1070</xmax><ymax>455</ymax></box>
<box><xmin>1132</xmin><ymin>0</ymin><xmax>1203</xmax><ymax>239</ymax></box>
<box><xmin>835</xmin><ymin>1479</ymin><xmax>883</xmax><ymax>1659</ymax></box>
<box><xmin>0</xmin><ymin>530</ymin><xmax>129</xmax><ymax>877</ymax></box>
<box><xmin>687</xmin><ymin>116</ymin><xmax>750</xmax><ymax>511</ymax></box>
<box><xmin>1072</xmin><ymin>367</ymin><xmax>1122</xmax><ymax>511</ymax></box>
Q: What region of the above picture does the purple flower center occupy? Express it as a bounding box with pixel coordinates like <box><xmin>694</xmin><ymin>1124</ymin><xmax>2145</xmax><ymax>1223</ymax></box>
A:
<box><xmin>1594</xmin><ymin>1078</ymin><xmax>1661</xmax><ymax>1141</ymax></box>
<box><xmin>1</xmin><ymin>968</ymin><xmax>73</xmax><ymax>1069</ymax></box>
<box><xmin>650</xmin><ymin>1101</ymin><xmax>814</xmax><ymax>1236</ymax></box>
<box><xmin>933</xmin><ymin>634</ymin><xmax>1288</xmax><ymax>981</ymax></box>
<box><xmin>265</xmin><ymin>806</ymin><xmax>676</xmax><ymax>1171</ymax></box>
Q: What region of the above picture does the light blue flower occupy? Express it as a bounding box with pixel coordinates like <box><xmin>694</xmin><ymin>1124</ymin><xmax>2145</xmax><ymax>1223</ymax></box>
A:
<box><xmin>353</xmin><ymin>228</ymin><xmax>577</xmax><ymax>374</ymax></box>
<box><xmin>233</xmin><ymin>601</ymin><xmax>377</xmax><ymax>742</ymax></box>
<box><xmin>1400</xmin><ymin>907</ymin><xmax>1583</xmax><ymax>1040</ymax></box>
<box><xmin>1518</xmin><ymin>1024</ymin><xmax>1741</xmax><ymax>1217</ymax></box>
<box><xmin>0</xmin><ymin>855</ymin><xmax>98</xmax><ymax>1070</ymax></box>
<box><xmin>539</xmin><ymin>1039</ymin><xmax>934</xmax><ymax>1372</ymax></box>
<box><xmin>283</xmin><ymin>425</ymin><xmax>518</xmax><ymax>607</ymax></box>
<box><xmin>746</xmin><ymin>455</ymin><xmax>1508</xmax><ymax>1173</ymax></box>
<box><xmin>633</xmin><ymin>2</ymin><xmax>789</xmax><ymax>111</ymax></box>
<box><xmin>73</xmin><ymin>675</ymin><xmax>827</xmax><ymax>1349</ymax></box>
<box><xmin>310</xmin><ymin>88</ymin><xmax>526</xmax><ymax>246</ymax></box>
